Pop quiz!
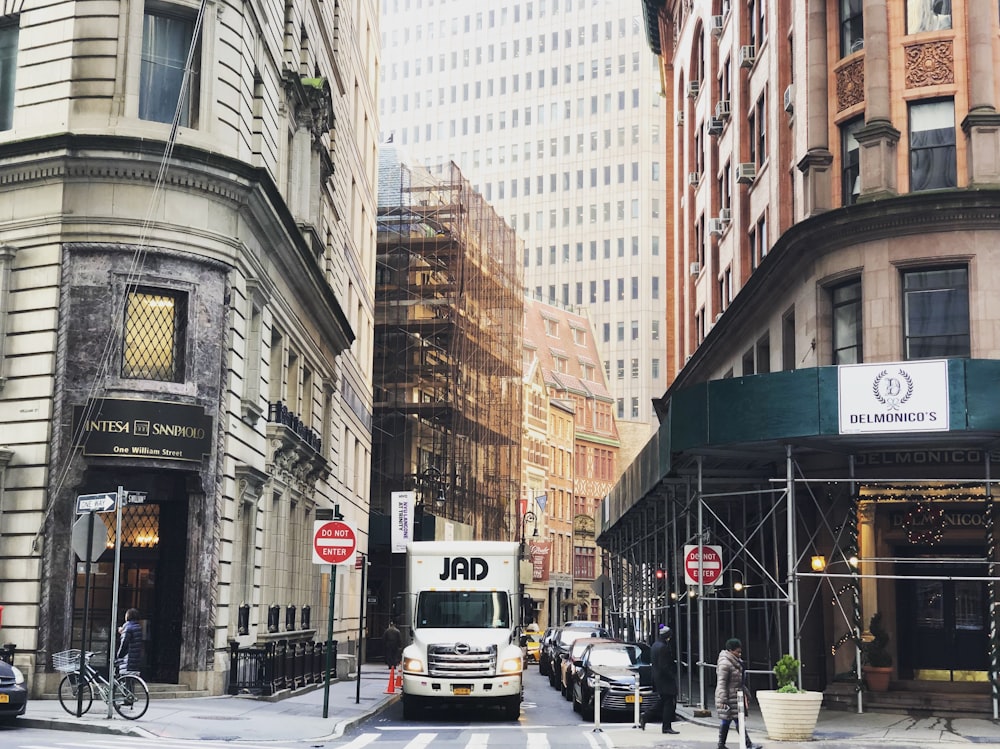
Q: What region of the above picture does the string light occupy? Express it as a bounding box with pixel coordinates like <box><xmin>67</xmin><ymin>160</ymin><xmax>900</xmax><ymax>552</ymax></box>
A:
<box><xmin>902</xmin><ymin>502</ymin><xmax>945</xmax><ymax>545</ymax></box>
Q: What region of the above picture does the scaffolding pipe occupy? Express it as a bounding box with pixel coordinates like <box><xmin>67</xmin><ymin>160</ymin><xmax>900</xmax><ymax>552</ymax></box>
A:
<box><xmin>987</xmin><ymin>453</ymin><xmax>998</xmax><ymax>720</ymax></box>
<box><xmin>696</xmin><ymin>456</ymin><xmax>706</xmax><ymax>710</ymax></box>
<box><xmin>785</xmin><ymin>446</ymin><xmax>798</xmax><ymax>677</ymax></box>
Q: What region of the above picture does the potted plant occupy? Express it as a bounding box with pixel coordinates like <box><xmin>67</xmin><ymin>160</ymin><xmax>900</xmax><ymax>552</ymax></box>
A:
<box><xmin>861</xmin><ymin>612</ymin><xmax>893</xmax><ymax>692</ymax></box>
<box><xmin>755</xmin><ymin>654</ymin><xmax>824</xmax><ymax>741</ymax></box>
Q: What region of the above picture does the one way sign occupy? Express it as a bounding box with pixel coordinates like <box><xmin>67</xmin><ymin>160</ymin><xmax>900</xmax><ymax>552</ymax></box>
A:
<box><xmin>76</xmin><ymin>492</ymin><xmax>117</xmax><ymax>514</ymax></box>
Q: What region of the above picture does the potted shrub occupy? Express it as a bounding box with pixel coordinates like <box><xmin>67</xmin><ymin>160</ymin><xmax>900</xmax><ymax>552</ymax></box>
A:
<box><xmin>755</xmin><ymin>654</ymin><xmax>824</xmax><ymax>741</ymax></box>
<box><xmin>861</xmin><ymin>612</ymin><xmax>893</xmax><ymax>692</ymax></box>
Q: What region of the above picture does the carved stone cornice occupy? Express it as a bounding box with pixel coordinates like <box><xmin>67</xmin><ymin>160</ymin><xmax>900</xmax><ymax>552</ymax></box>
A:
<box><xmin>235</xmin><ymin>464</ymin><xmax>268</xmax><ymax>504</ymax></box>
<box><xmin>905</xmin><ymin>40</ymin><xmax>954</xmax><ymax>88</ymax></box>
<box><xmin>265</xmin><ymin>423</ymin><xmax>330</xmax><ymax>495</ymax></box>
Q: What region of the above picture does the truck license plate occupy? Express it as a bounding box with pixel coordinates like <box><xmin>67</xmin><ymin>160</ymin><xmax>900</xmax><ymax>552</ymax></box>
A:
<box><xmin>452</xmin><ymin>685</ymin><xmax>472</xmax><ymax>696</ymax></box>
<box><xmin>625</xmin><ymin>695</ymin><xmax>642</xmax><ymax>703</ymax></box>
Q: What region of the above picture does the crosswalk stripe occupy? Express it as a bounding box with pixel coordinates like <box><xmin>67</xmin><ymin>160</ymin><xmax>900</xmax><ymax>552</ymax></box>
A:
<box><xmin>465</xmin><ymin>732</ymin><xmax>490</xmax><ymax>748</ymax></box>
<box><xmin>338</xmin><ymin>733</ymin><xmax>379</xmax><ymax>749</ymax></box>
<box><xmin>404</xmin><ymin>733</ymin><xmax>438</xmax><ymax>749</ymax></box>
<box><xmin>525</xmin><ymin>733</ymin><xmax>550</xmax><ymax>749</ymax></box>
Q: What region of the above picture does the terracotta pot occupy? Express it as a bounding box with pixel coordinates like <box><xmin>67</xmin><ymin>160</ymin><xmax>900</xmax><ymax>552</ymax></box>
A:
<box><xmin>756</xmin><ymin>689</ymin><xmax>824</xmax><ymax>741</ymax></box>
<box><xmin>863</xmin><ymin>665</ymin><xmax>892</xmax><ymax>692</ymax></box>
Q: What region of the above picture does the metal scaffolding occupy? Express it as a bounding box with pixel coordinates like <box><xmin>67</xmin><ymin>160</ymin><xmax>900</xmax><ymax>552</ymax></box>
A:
<box><xmin>372</xmin><ymin>160</ymin><xmax>523</xmax><ymax>540</ymax></box>
<box><xmin>600</xmin><ymin>447</ymin><xmax>1000</xmax><ymax>718</ymax></box>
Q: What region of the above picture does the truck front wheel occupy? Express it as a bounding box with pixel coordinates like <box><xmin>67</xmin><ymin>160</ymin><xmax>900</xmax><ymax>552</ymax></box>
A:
<box><xmin>402</xmin><ymin>694</ymin><xmax>422</xmax><ymax>720</ymax></box>
<box><xmin>500</xmin><ymin>695</ymin><xmax>521</xmax><ymax>721</ymax></box>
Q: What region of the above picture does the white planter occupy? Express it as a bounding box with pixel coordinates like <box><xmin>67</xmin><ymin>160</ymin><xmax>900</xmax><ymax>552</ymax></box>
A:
<box><xmin>756</xmin><ymin>689</ymin><xmax>823</xmax><ymax>741</ymax></box>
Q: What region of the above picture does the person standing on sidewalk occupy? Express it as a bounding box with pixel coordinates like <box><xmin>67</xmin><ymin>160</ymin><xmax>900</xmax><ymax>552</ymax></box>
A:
<box><xmin>715</xmin><ymin>638</ymin><xmax>761</xmax><ymax>749</ymax></box>
<box><xmin>640</xmin><ymin>624</ymin><xmax>679</xmax><ymax>733</ymax></box>
<box><xmin>116</xmin><ymin>608</ymin><xmax>143</xmax><ymax>674</ymax></box>
<box><xmin>383</xmin><ymin>618</ymin><xmax>403</xmax><ymax>671</ymax></box>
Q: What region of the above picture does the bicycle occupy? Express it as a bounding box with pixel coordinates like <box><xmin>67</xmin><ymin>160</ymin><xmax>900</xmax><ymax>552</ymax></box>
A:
<box><xmin>52</xmin><ymin>649</ymin><xmax>150</xmax><ymax>720</ymax></box>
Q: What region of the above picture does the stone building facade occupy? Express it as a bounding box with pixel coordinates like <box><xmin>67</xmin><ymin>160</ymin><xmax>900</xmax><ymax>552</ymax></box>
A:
<box><xmin>0</xmin><ymin>0</ymin><xmax>378</xmax><ymax>696</ymax></box>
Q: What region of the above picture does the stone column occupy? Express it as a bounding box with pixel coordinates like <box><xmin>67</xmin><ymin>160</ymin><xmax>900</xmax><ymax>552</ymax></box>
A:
<box><xmin>856</xmin><ymin>0</ymin><xmax>900</xmax><ymax>201</ymax></box>
<box><xmin>797</xmin><ymin>0</ymin><xmax>834</xmax><ymax>215</ymax></box>
<box><xmin>857</xmin><ymin>501</ymin><xmax>877</xmax><ymax>635</ymax></box>
<box><xmin>962</xmin><ymin>0</ymin><xmax>1000</xmax><ymax>185</ymax></box>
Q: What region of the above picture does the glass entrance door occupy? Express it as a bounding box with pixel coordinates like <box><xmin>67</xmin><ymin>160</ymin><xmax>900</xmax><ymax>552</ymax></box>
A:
<box><xmin>897</xmin><ymin>553</ymin><xmax>988</xmax><ymax>680</ymax></box>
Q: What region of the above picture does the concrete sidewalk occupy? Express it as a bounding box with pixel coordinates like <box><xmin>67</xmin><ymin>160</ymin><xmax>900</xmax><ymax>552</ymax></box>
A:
<box><xmin>15</xmin><ymin>664</ymin><xmax>1000</xmax><ymax>745</ymax></box>
<box><xmin>17</xmin><ymin>663</ymin><xmax>402</xmax><ymax>742</ymax></box>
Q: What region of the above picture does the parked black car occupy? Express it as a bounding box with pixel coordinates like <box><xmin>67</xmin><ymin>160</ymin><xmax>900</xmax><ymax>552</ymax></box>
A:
<box><xmin>0</xmin><ymin>658</ymin><xmax>27</xmax><ymax>721</ymax></box>
<box><xmin>545</xmin><ymin>623</ymin><xmax>611</xmax><ymax>688</ymax></box>
<box><xmin>540</xmin><ymin>622</ymin><xmax>599</xmax><ymax>678</ymax></box>
<box><xmin>571</xmin><ymin>640</ymin><xmax>658</xmax><ymax>721</ymax></box>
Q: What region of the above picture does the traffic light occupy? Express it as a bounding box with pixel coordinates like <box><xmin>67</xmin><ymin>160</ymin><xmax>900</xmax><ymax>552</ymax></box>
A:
<box><xmin>654</xmin><ymin>568</ymin><xmax>666</xmax><ymax>581</ymax></box>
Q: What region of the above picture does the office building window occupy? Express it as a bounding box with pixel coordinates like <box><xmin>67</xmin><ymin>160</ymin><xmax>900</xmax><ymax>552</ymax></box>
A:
<box><xmin>630</xmin><ymin>358</ymin><xmax>638</xmax><ymax>378</ymax></box>
<box><xmin>903</xmin><ymin>266</ymin><xmax>969</xmax><ymax>359</ymax></box>
<box><xmin>616</xmin><ymin>359</ymin><xmax>624</xmax><ymax>379</ymax></box>
<box><xmin>616</xmin><ymin>322</ymin><xmax>624</xmax><ymax>342</ymax></box>
<box><xmin>907</xmin><ymin>0</ymin><xmax>951</xmax><ymax>33</ymax></box>
<box><xmin>841</xmin><ymin>117</ymin><xmax>863</xmax><ymax>205</ymax></box>
<box><xmin>840</xmin><ymin>0</ymin><xmax>864</xmax><ymax>56</ymax></box>
<box><xmin>781</xmin><ymin>308</ymin><xmax>796</xmax><ymax>371</ymax></box>
<box><xmin>0</xmin><ymin>21</ymin><xmax>18</xmax><ymax>131</ymax></box>
<box><xmin>831</xmin><ymin>278</ymin><xmax>862</xmax><ymax>364</ymax></box>
<box><xmin>909</xmin><ymin>99</ymin><xmax>956</xmax><ymax>191</ymax></box>
<box><xmin>651</xmin><ymin>358</ymin><xmax>660</xmax><ymax>379</ymax></box>
<box><xmin>140</xmin><ymin>7</ymin><xmax>200</xmax><ymax>126</ymax></box>
<box><xmin>122</xmin><ymin>288</ymin><xmax>187</xmax><ymax>381</ymax></box>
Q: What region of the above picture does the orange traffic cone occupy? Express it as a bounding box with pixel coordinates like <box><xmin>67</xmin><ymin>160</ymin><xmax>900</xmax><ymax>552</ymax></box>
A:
<box><xmin>385</xmin><ymin>666</ymin><xmax>397</xmax><ymax>694</ymax></box>
<box><xmin>395</xmin><ymin>669</ymin><xmax>403</xmax><ymax>689</ymax></box>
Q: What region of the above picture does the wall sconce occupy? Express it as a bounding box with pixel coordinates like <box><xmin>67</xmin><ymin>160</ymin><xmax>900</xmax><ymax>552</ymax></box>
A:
<box><xmin>301</xmin><ymin>605</ymin><xmax>311</xmax><ymax>630</ymax></box>
<box><xmin>811</xmin><ymin>555</ymin><xmax>827</xmax><ymax>572</ymax></box>
<box><xmin>285</xmin><ymin>604</ymin><xmax>296</xmax><ymax>631</ymax></box>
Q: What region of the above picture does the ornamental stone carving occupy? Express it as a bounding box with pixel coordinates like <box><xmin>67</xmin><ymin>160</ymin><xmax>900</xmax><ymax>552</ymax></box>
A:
<box><xmin>905</xmin><ymin>40</ymin><xmax>954</xmax><ymax>88</ymax></box>
<box><xmin>836</xmin><ymin>58</ymin><xmax>865</xmax><ymax>112</ymax></box>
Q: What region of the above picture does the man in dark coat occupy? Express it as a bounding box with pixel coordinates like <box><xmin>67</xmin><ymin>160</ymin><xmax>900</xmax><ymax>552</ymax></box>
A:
<box><xmin>383</xmin><ymin>619</ymin><xmax>403</xmax><ymax>669</ymax></box>
<box><xmin>641</xmin><ymin>624</ymin><xmax>679</xmax><ymax>734</ymax></box>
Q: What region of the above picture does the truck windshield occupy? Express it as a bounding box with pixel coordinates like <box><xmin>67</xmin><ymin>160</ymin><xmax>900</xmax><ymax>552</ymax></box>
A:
<box><xmin>416</xmin><ymin>591</ymin><xmax>510</xmax><ymax>629</ymax></box>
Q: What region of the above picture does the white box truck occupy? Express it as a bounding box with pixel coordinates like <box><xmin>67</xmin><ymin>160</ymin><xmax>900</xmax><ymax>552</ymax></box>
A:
<box><xmin>400</xmin><ymin>541</ymin><xmax>523</xmax><ymax>720</ymax></box>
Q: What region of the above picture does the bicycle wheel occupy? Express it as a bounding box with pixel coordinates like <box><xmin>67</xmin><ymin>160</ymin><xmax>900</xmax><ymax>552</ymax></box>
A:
<box><xmin>58</xmin><ymin>674</ymin><xmax>94</xmax><ymax>715</ymax></box>
<box><xmin>112</xmin><ymin>674</ymin><xmax>149</xmax><ymax>719</ymax></box>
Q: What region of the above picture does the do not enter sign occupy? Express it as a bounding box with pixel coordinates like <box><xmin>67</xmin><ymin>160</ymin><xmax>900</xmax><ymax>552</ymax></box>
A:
<box><xmin>313</xmin><ymin>520</ymin><xmax>357</xmax><ymax>565</ymax></box>
<box><xmin>683</xmin><ymin>544</ymin><xmax>724</xmax><ymax>586</ymax></box>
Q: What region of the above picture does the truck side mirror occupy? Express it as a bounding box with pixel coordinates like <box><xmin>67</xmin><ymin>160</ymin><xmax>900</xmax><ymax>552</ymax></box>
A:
<box><xmin>519</xmin><ymin>634</ymin><xmax>528</xmax><ymax>647</ymax></box>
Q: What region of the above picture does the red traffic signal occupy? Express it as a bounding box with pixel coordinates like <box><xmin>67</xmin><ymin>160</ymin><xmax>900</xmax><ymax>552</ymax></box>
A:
<box><xmin>655</xmin><ymin>568</ymin><xmax>666</xmax><ymax>580</ymax></box>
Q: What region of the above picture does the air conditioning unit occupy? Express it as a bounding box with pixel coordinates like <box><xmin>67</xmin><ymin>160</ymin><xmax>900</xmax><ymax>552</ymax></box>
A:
<box><xmin>710</xmin><ymin>15</ymin><xmax>724</xmax><ymax>37</ymax></box>
<box><xmin>739</xmin><ymin>45</ymin><xmax>756</xmax><ymax>69</ymax></box>
<box><xmin>736</xmin><ymin>162</ymin><xmax>757</xmax><ymax>184</ymax></box>
<box><xmin>675</xmin><ymin>110</ymin><xmax>685</xmax><ymax>126</ymax></box>
<box><xmin>715</xmin><ymin>99</ymin><xmax>731</xmax><ymax>120</ymax></box>
<box><xmin>687</xmin><ymin>171</ymin><xmax>701</xmax><ymax>187</ymax></box>
<box><xmin>689</xmin><ymin>261</ymin><xmax>702</xmax><ymax>276</ymax></box>
<box><xmin>686</xmin><ymin>80</ymin><xmax>700</xmax><ymax>99</ymax></box>
<box><xmin>720</xmin><ymin>207</ymin><xmax>732</xmax><ymax>224</ymax></box>
<box><xmin>708</xmin><ymin>218</ymin><xmax>725</xmax><ymax>236</ymax></box>
<box><xmin>783</xmin><ymin>84</ymin><xmax>794</xmax><ymax>114</ymax></box>
<box><xmin>714</xmin><ymin>312</ymin><xmax>724</xmax><ymax>323</ymax></box>
<box><xmin>707</xmin><ymin>117</ymin><xmax>724</xmax><ymax>136</ymax></box>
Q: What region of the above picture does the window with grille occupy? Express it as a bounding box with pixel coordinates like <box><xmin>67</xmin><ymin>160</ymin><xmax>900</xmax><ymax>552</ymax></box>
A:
<box><xmin>122</xmin><ymin>288</ymin><xmax>187</xmax><ymax>381</ymax></box>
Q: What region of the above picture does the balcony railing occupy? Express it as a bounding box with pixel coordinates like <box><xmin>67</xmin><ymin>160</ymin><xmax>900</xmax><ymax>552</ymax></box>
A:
<box><xmin>268</xmin><ymin>401</ymin><xmax>322</xmax><ymax>452</ymax></box>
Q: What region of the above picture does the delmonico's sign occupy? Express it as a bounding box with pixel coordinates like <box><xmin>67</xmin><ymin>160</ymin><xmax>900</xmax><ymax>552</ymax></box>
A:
<box><xmin>72</xmin><ymin>398</ymin><xmax>213</xmax><ymax>462</ymax></box>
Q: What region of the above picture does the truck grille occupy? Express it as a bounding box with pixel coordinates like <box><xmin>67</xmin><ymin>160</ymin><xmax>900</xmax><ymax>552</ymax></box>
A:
<box><xmin>427</xmin><ymin>643</ymin><xmax>497</xmax><ymax>677</ymax></box>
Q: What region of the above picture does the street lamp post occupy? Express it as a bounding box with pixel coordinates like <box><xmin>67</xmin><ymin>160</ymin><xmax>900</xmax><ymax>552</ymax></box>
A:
<box><xmin>519</xmin><ymin>511</ymin><xmax>538</xmax><ymax>626</ymax></box>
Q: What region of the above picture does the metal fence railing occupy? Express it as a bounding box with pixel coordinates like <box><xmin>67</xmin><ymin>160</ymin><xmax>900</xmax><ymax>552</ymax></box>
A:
<box><xmin>227</xmin><ymin>639</ymin><xmax>336</xmax><ymax>696</ymax></box>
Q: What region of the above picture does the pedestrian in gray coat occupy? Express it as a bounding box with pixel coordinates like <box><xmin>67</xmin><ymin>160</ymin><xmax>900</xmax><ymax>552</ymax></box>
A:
<box><xmin>714</xmin><ymin>638</ymin><xmax>760</xmax><ymax>749</ymax></box>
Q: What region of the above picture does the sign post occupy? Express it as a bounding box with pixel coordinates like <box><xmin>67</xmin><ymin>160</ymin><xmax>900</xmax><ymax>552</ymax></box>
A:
<box><xmin>683</xmin><ymin>545</ymin><xmax>724</xmax><ymax>587</ymax></box>
<box><xmin>314</xmin><ymin>520</ymin><xmax>357</xmax><ymax>718</ymax></box>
